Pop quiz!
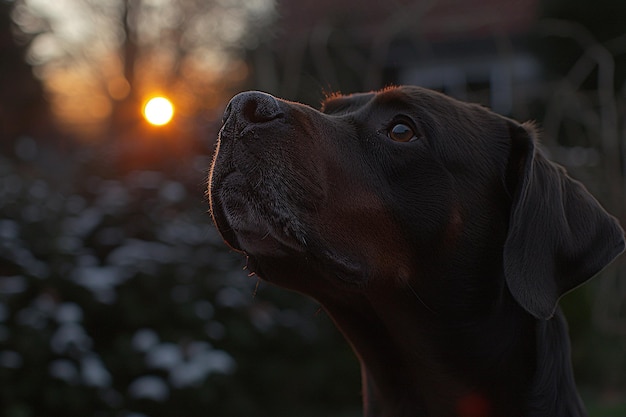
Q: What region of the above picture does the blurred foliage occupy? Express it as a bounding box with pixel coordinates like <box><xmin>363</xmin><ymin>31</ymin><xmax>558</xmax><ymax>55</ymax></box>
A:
<box><xmin>0</xmin><ymin>141</ymin><xmax>360</xmax><ymax>417</ymax></box>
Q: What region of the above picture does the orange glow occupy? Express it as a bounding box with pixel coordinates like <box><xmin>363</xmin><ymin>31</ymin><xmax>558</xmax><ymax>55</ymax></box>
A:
<box><xmin>143</xmin><ymin>96</ymin><xmax>174</xmax><ymax>126</ymax></box>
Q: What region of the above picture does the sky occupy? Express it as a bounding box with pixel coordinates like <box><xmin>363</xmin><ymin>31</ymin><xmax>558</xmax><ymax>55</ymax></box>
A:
<box><xmin>12</xmin><ymin>0</ymin><xmax>277</xmax><ymax>137</ymax></box>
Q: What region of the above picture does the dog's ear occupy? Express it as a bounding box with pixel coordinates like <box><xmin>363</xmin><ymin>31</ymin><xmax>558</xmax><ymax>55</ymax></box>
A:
<box><xmin>503</xmin><ymin>121</ymin><xmax>625</xmax><ymax>319</ymax></box>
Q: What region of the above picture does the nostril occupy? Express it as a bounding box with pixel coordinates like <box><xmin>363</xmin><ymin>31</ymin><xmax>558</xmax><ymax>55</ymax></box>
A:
<box><xmin>242</xmin><ymin>99</ymin><xmax>262</xmax><ymax>123</ymax></box>
<box><xmin>223</xmin><ymin>91</ymin><xmax>283</xmax><ymax>132</ymax></box>
<box><xmin>240</xmin><ymin>92</ymin><xmax>283</xmax><ymax>123</ymax></box>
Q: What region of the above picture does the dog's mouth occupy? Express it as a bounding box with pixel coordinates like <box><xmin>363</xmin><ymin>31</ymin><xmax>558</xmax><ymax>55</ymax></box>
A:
<box><xmin>210</xmin><ymin>174</ymin><xmax>367</xmax><ymax>286</ymax></box>
<box><xmin>209</xmin><ymin>169</ymin><xmax>309</xmax><ymax>257</ymax></box>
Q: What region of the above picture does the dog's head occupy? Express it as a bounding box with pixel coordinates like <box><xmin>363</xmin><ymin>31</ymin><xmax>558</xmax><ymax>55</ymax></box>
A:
<box><xmin>208</xmin><ymin>86</ymin><xmax>624</xmax><ymax>319</ymax></box>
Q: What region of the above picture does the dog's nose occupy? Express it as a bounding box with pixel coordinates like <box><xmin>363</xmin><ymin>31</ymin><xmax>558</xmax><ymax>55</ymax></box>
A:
<box><xmin>223</xmin><ymin>91</ymin><xmax>283</xmax><ymax>125</ymax></box>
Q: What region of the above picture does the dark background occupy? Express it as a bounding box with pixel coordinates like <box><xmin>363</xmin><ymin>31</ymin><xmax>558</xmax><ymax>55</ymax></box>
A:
<box><xmin>1</xmin><ymin>0</ymin><xmax>626</xmax><ymax>416</ymax></box>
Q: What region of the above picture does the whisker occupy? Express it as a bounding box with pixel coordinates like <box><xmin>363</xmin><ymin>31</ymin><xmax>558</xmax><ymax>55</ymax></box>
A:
<box><xmin>408</xmin><ymin>284</ymin><xmax>436</xmax><ymax>314</ymax></box>
<box><xmin>253</xmin><ymin>279</ymin><xmax>261</xmax><ymax>298</ymax></box>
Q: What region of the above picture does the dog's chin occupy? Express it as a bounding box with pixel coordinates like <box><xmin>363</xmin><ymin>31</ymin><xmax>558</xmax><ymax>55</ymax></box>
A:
<box><xmin>209</xmin><ymin>190</ymin><xmax>308</xmax><ymax>257</ymax></box>
<box><xmin>211</xmin><ymin>197</ymin><xmax>369</xmax><ymax>289</ymax></box>
<box><xmin>217</xmin><ymin>222</ymin><xmax>368</xmax><ymax>291</ymax></box>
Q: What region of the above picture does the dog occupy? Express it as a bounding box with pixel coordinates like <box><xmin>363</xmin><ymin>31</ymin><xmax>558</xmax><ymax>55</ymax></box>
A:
<box><xmin>207</xmin><ymin>86</ymin><xmax>625</xmax><ymax>417</ymax></box>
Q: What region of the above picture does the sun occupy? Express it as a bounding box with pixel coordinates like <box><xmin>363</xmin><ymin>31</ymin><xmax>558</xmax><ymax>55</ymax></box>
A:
<box><xmin>143</xmin><ymin>96</ymin><xmax>174</xmax><ymax>126</ymax></box>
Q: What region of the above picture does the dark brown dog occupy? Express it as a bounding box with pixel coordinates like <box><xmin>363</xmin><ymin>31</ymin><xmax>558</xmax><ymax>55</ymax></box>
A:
<box><xmin>208</xmin><ymin>86</ymin><xmax>624</xmax><ymax>417</ymax></box>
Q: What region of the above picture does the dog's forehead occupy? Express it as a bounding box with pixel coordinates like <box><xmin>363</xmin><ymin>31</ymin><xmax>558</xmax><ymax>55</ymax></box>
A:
<box><xmin>371</xmin><ymin>86</ymin><xmax>418</xmax><ymax>106</ymax></box>
<box><xmin>321</xmin><ymin>86</ymin><xmax>446</xmax><ymax>116</ymax></box>
<box><xmin>321</xmin><ymin>92</ymin><xmax>376</xmax><ymax>115</ymax></box>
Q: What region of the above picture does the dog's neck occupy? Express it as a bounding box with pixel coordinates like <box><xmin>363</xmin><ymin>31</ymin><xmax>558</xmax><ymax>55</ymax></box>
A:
<box><xmin>321</xmin><ymin>286</ymin><xmax>587</xmax><ymax>417</ymax></box>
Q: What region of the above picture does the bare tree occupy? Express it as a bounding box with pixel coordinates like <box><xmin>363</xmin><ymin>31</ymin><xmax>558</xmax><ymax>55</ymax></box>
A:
<box><xmin>11</xmin><ymin>0</ymin><xmax>277</xmax><ymax>137</ymax></box>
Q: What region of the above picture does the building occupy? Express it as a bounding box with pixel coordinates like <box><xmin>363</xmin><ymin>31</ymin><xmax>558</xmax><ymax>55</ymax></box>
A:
<box><xmin>252</xmin><ymin>0</ymin><xmax>541</xmax><ymax>115</ymax></box>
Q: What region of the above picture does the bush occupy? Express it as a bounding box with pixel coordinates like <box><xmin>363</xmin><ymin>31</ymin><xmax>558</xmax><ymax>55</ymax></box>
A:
<box><xmin>0</xmin><ymin>137</ymin><xmax>360</xmax><ymax>417</ymax></box>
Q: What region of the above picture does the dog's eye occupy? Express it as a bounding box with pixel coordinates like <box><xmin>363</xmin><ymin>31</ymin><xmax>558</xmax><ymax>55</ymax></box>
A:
<box><xmin>388</xmin><ymin>123</ymin><xmax>416</xmax><ymax>142</ymax></box>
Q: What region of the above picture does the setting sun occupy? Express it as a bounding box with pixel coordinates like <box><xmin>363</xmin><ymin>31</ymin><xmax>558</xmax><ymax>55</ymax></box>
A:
<box><xmin>143</xmin><ymin>96</ymin><xmax>174</xmax><ymax>126</ymax></box>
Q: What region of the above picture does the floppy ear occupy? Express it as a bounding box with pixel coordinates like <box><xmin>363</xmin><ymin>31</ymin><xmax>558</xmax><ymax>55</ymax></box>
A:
<box><xmin>503</xmin><ymin>121</ymin><xmax>625</xmax><ymax>319</ymax></box>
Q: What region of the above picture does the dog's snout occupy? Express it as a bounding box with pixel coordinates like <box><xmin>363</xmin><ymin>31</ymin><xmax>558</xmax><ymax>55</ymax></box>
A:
<box><xmin>224</xmin><ymin>91</ymin><xmax>283</xmax><ymax>126</ymax></box>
